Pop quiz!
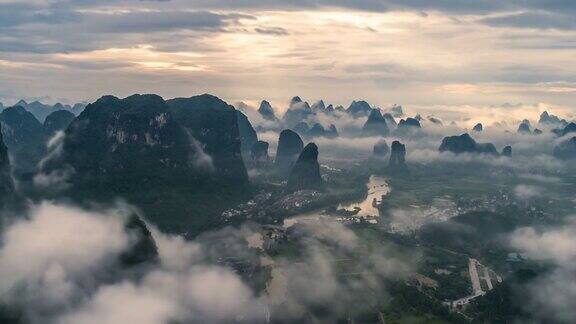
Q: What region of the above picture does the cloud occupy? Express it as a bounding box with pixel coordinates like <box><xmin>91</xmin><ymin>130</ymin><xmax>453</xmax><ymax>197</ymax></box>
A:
<box><xmin>0</xmin><ymin>203</ymin><xmax>130</xmax><ymax>316</ymax></box>
<box><xmin>254</xmin><ymin>27</ymin><xmax>289</xmax><ymax>36</ymax></box>
<box><xmin>0</xmin><ymin>201</ymin><xmax>411</xmax><ymax>323</ymax></box>
<box><xmin>59</xmin><ymin>266</ymin><xmax>263</xmax><ymax>324</ymax></box>
<box><xmin>0</xmin><ymin>202</ymin><xmax>264</xmax><ymax>323</ymax></box>
<box><xmin>518</xmin><ymin>173</ymin><xmax>561</xmax><ymax>183</ymax></box>
<box><xmin>388</xmin><ymin>198</ymin><xmax>458</xmax><ymax>233</ymax></box>
<box><xmin>59</xmin><ymin>281</ymin><xmax>182</xmax><ymax>324</ymax></box>
<box><xmin>89</xmin><ymin>11</ymin><xmax>250</xmax><ymax>34</ymax></box>
<box><xmin>267</xmin><ymin>218</ymin><xmax>410</xmax><ymax>319</ymax></box>
<box><xmin>481</xmin><ymin>12</ymin><xmax>576</xmax><ymax>30</ymax></box>
<box><xmin>2</xmin><ymin>1</ymin><xmax>576</xmax><ymax>114</ymax></box>
<box><xmin>513</xmin><ymin>184</ymin><xmax>541</xmax><ymax>200</ymax></box>
<box><xmin>34</xmin><ymin>131</ymin><xmax>73</xmax><ymax>192</ymax></box>
<box><xmin>243</xmin><ymin>104</ymin><xmax>571</xmax><ymax>173</ymax></box>
<box><xmin>510</xmin><ymin>219</ymin><xmax>576</xmax><ymax>322</ymax></box>
<box><xmin>183</xmin><ymin>129</ymin><xmax>215</xmax><ymax>172</ymax></box>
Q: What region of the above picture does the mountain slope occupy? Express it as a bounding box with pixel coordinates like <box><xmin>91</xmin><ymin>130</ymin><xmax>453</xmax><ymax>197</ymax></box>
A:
<box><xmin>40</xmin><ymin>94</ymin><xmax>250</xmax><ymax>235</ymax></box>
<box><xmin>0</xmin><ymin>124</ymin><xmax>14</xmax><ymax>206</ymax></box>
<box><xmin>0</xmin><ymin>106</ymin><xmax>46</xmax><ymax>174</ymax></box>
<box><xmin>43</xmin><ymin>110</ymin><xmax>76</xmax><ymax>138</ymax></box>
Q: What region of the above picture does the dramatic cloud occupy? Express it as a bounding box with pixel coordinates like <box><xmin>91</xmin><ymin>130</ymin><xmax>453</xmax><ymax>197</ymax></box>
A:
<box><xmin>0</xmin><ymin>0</ymin><xmax>575</xmax><ymax>110</ymax></box>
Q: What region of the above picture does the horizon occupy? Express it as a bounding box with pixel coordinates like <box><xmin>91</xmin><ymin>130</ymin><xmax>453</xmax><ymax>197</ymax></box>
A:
<box><xmin>3</xmin><ymin>92</ymin><xmax>574</xmax><ymax>129</ymax></box>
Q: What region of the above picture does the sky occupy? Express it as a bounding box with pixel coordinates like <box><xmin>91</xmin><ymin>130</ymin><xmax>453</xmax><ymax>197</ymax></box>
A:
<box><xmin>1</xmin><ymin>0</ymin><xmax>575</xmax><ymax>114</ymax></box>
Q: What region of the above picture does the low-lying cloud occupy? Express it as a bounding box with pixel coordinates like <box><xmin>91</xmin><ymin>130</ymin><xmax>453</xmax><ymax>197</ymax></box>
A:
<box><xmin>510</xmin><ymin>219</ymin><xmax>576</xmax><ymax>323</ymax></box>
<box><xmin>0</xmin><ymin>202</ymin><xmax>411</xmax><ymax>323</ymax></box>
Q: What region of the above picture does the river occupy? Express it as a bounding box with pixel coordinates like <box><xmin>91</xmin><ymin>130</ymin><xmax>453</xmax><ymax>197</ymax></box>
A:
<box><xmin>283</xmin><ymin>175</ymin><xmax>390</xmax><ymax>227</ymax></box>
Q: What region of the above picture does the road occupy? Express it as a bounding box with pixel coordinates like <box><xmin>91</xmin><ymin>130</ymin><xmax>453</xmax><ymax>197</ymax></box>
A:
<box><xmin>468</xmin><ymin>258</ymin><xmax>483</xmax><ymax>295</ymax></box>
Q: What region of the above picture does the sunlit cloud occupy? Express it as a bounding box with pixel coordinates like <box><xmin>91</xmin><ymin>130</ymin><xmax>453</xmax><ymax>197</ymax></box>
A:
<box><xmin>0</xmin><ymin>1</ymin><xmax>574</xmax><ymax>110</ymax></box>
<box><xmin>55</xmin><ymin>45</ymin><xmax>208</xmax><ymax>72</ymax></box>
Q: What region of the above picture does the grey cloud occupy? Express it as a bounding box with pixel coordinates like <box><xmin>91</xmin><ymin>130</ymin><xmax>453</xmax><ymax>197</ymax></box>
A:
<box><xmin>150</xmin><ymin>0</ymin><xmax>575</xmax><ymax>15</ymax></box>
<box><xmin>90</xmin><ymin>11</ymin><xmax>251</xmax><ymax>34</ymax></box>
<box><xmin>254</xmin><ymin>27</ymin><xmax>289</xmax><ymax>36</ymax></box>
<box><xmin>494</xmin><ymin>64</ymin><xmax>576</xmax><ymax>84</ymax></box>
<box><xmin>481</xmin><ymin>12</ymin><xmax>576</xmax><ymax>30</ymax></box>
<box><xmin>165</xmin><ymin>0</ymin><xmax>576</xmax><ymax>31</ymax></box>
<box><xmin>0</xmin><ymin>2</ymin><xmax>82</xmax><ymax>29</ymax></box>
<box><xmin>0</xmin><ymin>3</ymin><xmax>249</xmax><ymax>54</ymax></box>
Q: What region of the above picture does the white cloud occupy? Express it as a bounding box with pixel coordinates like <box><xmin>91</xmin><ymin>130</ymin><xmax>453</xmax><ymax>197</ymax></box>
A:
<box><xmin>0</xmin><ymin>203</ymin><xmax>129</xmax><ymax>314</ymax></box>
<box><xmin>513</xmin><ymin>184</ymin><xmax>541</xmax><ymax>200</ymax></box>
<box><xmin>0</xmin><ymin>201</ymin><xmax>411</xmax><ymax>323</ymax></box>
<box><xmin>510</xmin><ymin>219</ymin><xmax>576</xmax><ymax>322</ymax></box>
<box><xmin>59</xmin><ymin>281</ymin><xmax>183</xmax><ymax>324</ymax></box>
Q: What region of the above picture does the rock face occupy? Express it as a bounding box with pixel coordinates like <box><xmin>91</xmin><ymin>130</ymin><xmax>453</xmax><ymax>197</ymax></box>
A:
<box><xmin>40</xmin><ymin>94</ymin><xmax>250</xmax><ymax>235</ymax></box>
<box><xmin>501</xmin><ymin>146</ymin><xmax>512</xmax><ymax>157</ymax></box>
<box><xmin>373</xmin><ymin>139</ymin><xmax>389</xmax><ymax>157</ymax></box>
<box><xmin>428</xmin><ymin>116</ymin><xmax>443</xmax><ymax>125</ymax></box>
<box><xmin>13</xmin><ymin>100</ymin><xmax>84</xmax><ymax>122</ymax></box>
<box><xmin>250</xmin><ymin>141</ymin><xmax>269</xmax><ymax>167</ymax></box>
<box><xmin>71</xmin><ymin>103</ymin><xmax>87</xmax><ymax>115</ymax></box>
<box><xmin>167</xmin><ymin>94</ymin><xmax>249</xmax><ymax>183</ymax></box>
<box><xmin>42</xmin><ymin>94</ymin><xmax>191</xmax><ymax>186</ymax></box>
<box><xmin>553</xmin><ymin>137</ymin><xmax>576</xmax><ymax>160</ymax></box>
<box><xmin>283</xmin><ymin>97</ymin><xmax>314</xmax><ymax>127</ymax></box>
<box><xmin>390</xmin><ymin>104</ymin><xmax>404</xmax><ymax>118</ymax></box>
<box><xmin>473</xmin><ymin>123</ymin><xmax>483</xmax><ymax>132</ymax></box>
<box><xmin>43</xmin><ymin>110</ymin><xmax>75</xmax><ymax>138</ymax></box>
<box><xmin>14</xmin><ymin>100</ymin><xmax>53</xmax><ymax>122</ymax></box>
<box><xmin>388</xmin><ymin>140</ymin><xmax>408</xmax><ymax>173</ymax></box>
<box><xmin>0</xmin><ymin>106</ymin><xmax>46</xmax><ymax>173</ymax></box>
<box><xmin>398</xmin><ymin>117</ymin><xmax>421</xmax><ymax>128</ymax></box>
<box><xmin>0</xmin><ymin>124</ymin><xmax>14</xmax><ymax>206</ymax></box>
<box><xmin>439</xmin><ymin>133</ymin><xmax>498</xmax><ymax>155</ymax></box>
<box><xmin>517</xmin><ymin>121</ymin><xmax>531</xmax><ymax>134</ymax></box>
<box><xmin>539</xmin><ymin>111</ymin><xmax>565</xmax><ymax>126</ymax></box>
<box><xmin>258</xmin><ymin>100</ymin><xmax>277</xmax><ymax>121</ymax></box>
<box><xmin>120</xmin><ymin>214</ymin><xmax>159</xmax><ymax>266</ymax></box>
<box><xmin>306</xmin><ymin>123</ymin><xmax>324</xmax><ymax>137</ymax></box>
<box><xmin>307</xmin><ymin>123</ymin><xmax>338</xmax><ymax>138</ymax></box>
<box><xmin>324</xmin><ymin>104</ymin><xmax>335</xmax><ymax>114</ymax></box>
<box><xmin>275</xmin><ymin>129</ymin><xmax>304</xmax><ymax>173</ymax></box>
<box><xmin>293</xmin><ymin>122</ymin><xmax>310</xmax><ymax>135</ymax></box>
<box><xmin>287</xmin><ymin>143</ymin><xmax>324</xmax><ymax>191</ymax></box>
<box><xmin>560</xmin><ymin>122</ymin><xmax>576</xmax><ymax>137</ymax></box>
<box><xmin>362</xmin><ymin>109</ymin><xmax>390</xmax><ymax>136</ymax></box>
<box><xmin>396</xmin><ymin>117</ymin><xmax>422</xmax><ymax>137</ymax></box>
<box><xmin>311</xmin><ymin>100</ymin><xmax>326</xmax><ymax>112</ymax></box>
<box><xmin>383</xmin><ymin>113</ymin><xmax>397</xmax><ymax>127</ymax></box>
<box><xmin>347</xmin><ymin>100</ymin><xmax>372</xmax><ymax>118</ymax></box>
<box><xmin>290</xmin><ymin>96</ymin><xmax>303</xmax><ymax>107</ymax></box>
<box><xmin>235</xmin><ymin>110</ymin><xmax>258</xmax><ymax>161</ymax></box>
<box><xmin>327</xmin><ymin>124</ymin><xmax>338</xmax><ymax>137</ymax></box>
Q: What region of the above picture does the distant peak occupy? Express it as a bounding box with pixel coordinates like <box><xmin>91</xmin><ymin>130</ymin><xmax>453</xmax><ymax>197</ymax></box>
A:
<box><xmin>290</xmin><ymin>96</ymin><xmax>302</xmax><ymax>105</ymax></box>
